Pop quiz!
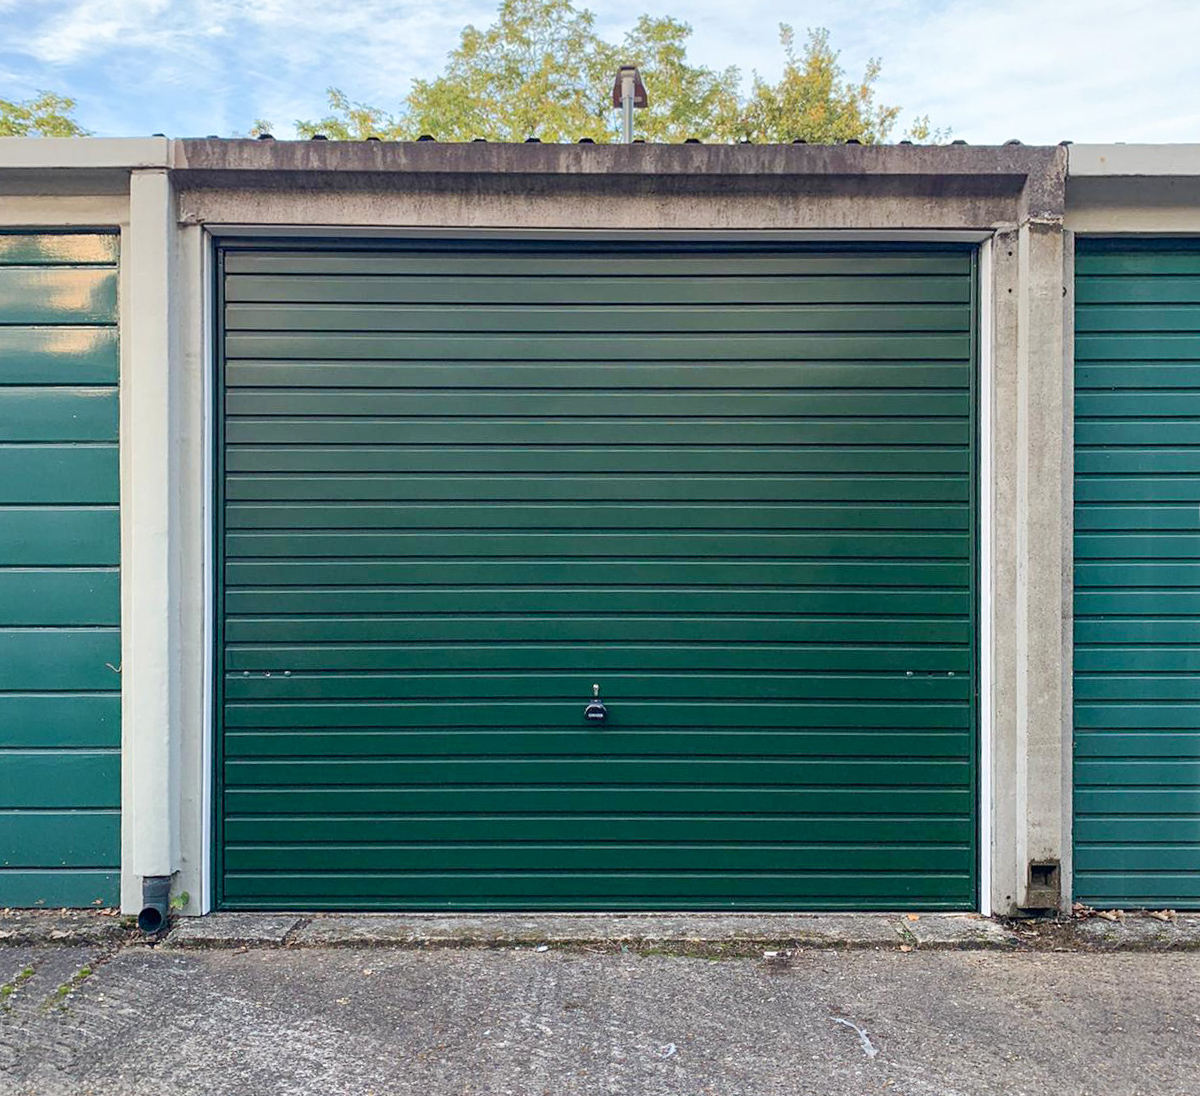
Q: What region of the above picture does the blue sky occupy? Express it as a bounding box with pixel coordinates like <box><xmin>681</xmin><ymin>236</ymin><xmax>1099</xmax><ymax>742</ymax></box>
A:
<box><xmin>1</xmin><ymin>0</ymin><xmax>1198</xmax><ymax>143</ymax></box>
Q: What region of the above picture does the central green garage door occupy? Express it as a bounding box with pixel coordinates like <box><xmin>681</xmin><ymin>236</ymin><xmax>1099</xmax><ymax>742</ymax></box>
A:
<box><xmin>216</xmin><ymin>240</ymin><xmax>978</xmax><ymax>910</ymax></box>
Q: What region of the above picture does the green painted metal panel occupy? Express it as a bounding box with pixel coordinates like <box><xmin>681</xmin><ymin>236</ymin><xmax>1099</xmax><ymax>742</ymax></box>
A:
<box><xmin>0</xmin><ymin>812</ymin><xmax>120</xmax><ymax>867</ymax></box>
<box><xmin>226</xmin><ymin>302</ymin><xmax>972</xmax><ymax>333</ymax></box>
<box><xmin>227</xmin><ymin>530</ymin><xmax>968</xmax><ymax>557</ymax></box>
<box><xmin>225</xmin><ymin>560</ymin><xmax>969</xmax><ymax>587</ymax></box>
<box><xmin>227</xmin><ymin>331</ymin><xmax>971</xmax><ymax>362</ymax></box>
<box><xmin>225</xmin><ymin>478</ymin><xmax>968</xmax><ymax>505</ymax></box>
<box><xmin>0</xmin><ymin>389</ymin><xmax>118</xmax><ymax>441</ymax></box>
<box><xmin>0</xmin><ymin>445</ymin><xmax>118</xmax><ymax>503</ymax></box>
<box><xmin>0</xmin><ymin>233</ymin><xmax>118</xmax><ymax>266</ymax></box>
<box><xmin>0</xmin><ymin>752</ymin><xmax>120</xmax><ymax>809</ymax></box>
<box><xmin>223</xmin><ymin>699</ymin><xmax>969</xmax><ymax>730</ymax></box>
<box><xmin>226</xmin><ymin>587</ymin><xmax>968</xmax><ymax>617</ymax></box>
<box><xmin>225</xmin><ymin>449</ymin><xmax>970</xmax><ymax>475</ymax></box>
<box><xmin>226</xmin><ymin>273</ymin><xmax>972</xmax><ymax>306</ymax></box>
<box><xmin>1075</xmin><ymin>237</ymin><xmax>1200</xmax><ymax>909</ymax></box>
<box><xmin>0</xmin><ymin>232</ymin><xmax>120</xmax><ymax>909</ymax></box>
<box><xmin>216</xmin><ymin>240</ymin><xmax>978</xmax><ymax>911</ymax></box>
<box><xmin>0</xmin><ymin>570</ymin><xmax>118</xmax><ymax>626</ymax></box>
<box><xmin>229</xmin><ymin>360</ymin><xmax>969</xmax><ymax>389</ymax></box>
<box><xmin>222</xmin><ymin>872</ymin><xmax>970</xmax><ymax>905</ymax></box>
<box><xmin>225</xmin><ymin>845</ymin><xmax>973</xmax><ymax>874</ymax></box>
<box><xmin>228</xmin><ymin>420</ymin><xmax>969</xmax><ymax>446</ymax></box>
<box><xmin>227</xmin><ymin>501</ymin><xmax>972</xmax><ymax>531</ymax></box>
<box><xmin>229</xmin><ymin>390</ymin><xmax>968</xmax><ymax>418</ymax></box>
<box><xmin>228</xmin><ymin>786</ymin><xmax>972</xmax><ymax>817</ymax></box>
<box><xmin>0</xmin><ymin>629</ymin><xmax>121</xmax><ymax>690</ymax></box>
<box><xmin>0</xmin><ymin>694</ymin><xmax>121</xmax><ymax>748</ymax></box>
<box><xmin>226</xmin><ymin>625</ymin><xmax>972</xmax><ymax>651</ymax></box>
<box><xmin>0</xmin><ymin>508</ymin><xmax>118</xmax><ymax>565</ymax></box>
<box><xmin>224</xmin><ymin>250</ymin><xmax>972</xmax><ymax>276</ymax></box>
<box><xmin>0</xmin><ymin>327</ymin><xmax>119</xmax><ymax>384</ymax></box>
<box><xmin>0</xmin><ymin>268</ymin><xmax>117</xmax><ymax>324</ymax></box>
<box><xmin>224</xmin><ymin>730</ymin><xmax>968</xmax><ymax>760</ymax></box>
<box><xmin>226</xmin><ymin>651</ymin><xmax>971</xmax><ymax>678</ymax></box>
<box><xmin>0</xmin><ymin>871</ymin><xmax>119</xmax><ymax>908</ymax></box>
<box><xmin>225</xmin><ymin>815</ymin><xmax>969</xmax><ymax>844</ymax></box>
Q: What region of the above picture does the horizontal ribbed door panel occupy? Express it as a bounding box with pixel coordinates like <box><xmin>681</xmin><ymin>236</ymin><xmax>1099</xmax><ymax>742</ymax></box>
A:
<box><xmin>1075</xmin><ymin>238</ymin><xmax>1200</xmax><ymax>908</ymax></box>
<box><xmin>0</xmin><ymin>232</ymin><xmax>120</xmax><ymax>908</ymax></box>
<box><xmin>216</xmin><ymin>240</ymin><xmax>977</xmax><ymax>910</ymax></box>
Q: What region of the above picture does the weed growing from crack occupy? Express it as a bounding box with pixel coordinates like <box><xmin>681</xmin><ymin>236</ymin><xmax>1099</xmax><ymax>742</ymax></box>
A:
<box><xmin>0</xmin><ymin>966</ymin><xmax>36</xmax><ymax>1011</ymax></box>
<box><xmin>48</xmin><ymin>965</ymin><xmax>93</xmax><ymax>1012</ymax></box>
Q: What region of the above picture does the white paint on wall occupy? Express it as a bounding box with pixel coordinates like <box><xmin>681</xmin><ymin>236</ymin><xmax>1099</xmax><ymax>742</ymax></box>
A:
<box><xmin>1068</xmin><ymin>144</ymin><xmax>1200</xmax><ymax>177</ymax></box>
<box><xmin>0</xmin><ymin>195</ymin><xmax>129</xmax><ymax>227</ymax></box>
<box><xmin>123</xmin><ymin>170</ymin><xmax>181</xmax><ymax>893</ymax></box>
<box><xmin>0</xmin><ymin>137</ymin><xmax>168</xmax><ymax>170</ymax></box>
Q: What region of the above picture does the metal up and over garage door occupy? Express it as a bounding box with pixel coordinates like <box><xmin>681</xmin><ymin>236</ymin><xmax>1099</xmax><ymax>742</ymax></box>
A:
<box><xmin>1075</xmin><ymin>238</ymin><xmax>1200</xmax><ymax>909</ymax></box>
<box><xmin>215</xmin><ymin>240</ymin><xmax>978</xmax><ymax>911</ymax></box>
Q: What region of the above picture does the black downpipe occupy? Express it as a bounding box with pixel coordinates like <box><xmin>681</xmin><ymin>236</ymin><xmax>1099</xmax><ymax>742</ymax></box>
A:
<box><xmin>138</xmin><ymin>876</ymin><xmax>171</xmax><ymax>934</ymax></box>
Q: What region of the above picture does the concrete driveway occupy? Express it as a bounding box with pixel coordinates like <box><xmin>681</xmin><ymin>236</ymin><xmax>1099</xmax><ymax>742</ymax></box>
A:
<box><xmin>2</xmin><ymin>938</ymin><xmax>1198</xmax><ymax>1095</ymax></box>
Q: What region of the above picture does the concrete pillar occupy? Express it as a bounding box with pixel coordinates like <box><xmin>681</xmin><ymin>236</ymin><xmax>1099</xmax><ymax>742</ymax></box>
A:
<box><xmin>1059</xmin><ymin>231</ymin><xmax>1076</xmax><ymax>907</ymax></box>
<box><xmin>990</xmin><ymin>208</ymin><xmax>1071</xmax><ymax>914</ymax></box>
<box><xmin>120</xmin><ymin>169</ymin><xmax>182</xmax><ymax>911</ymax></box>
<box><xmin>989</xmin><ymin>230</ymin><xmax>1020</xmax><ymax>914</ymax></box>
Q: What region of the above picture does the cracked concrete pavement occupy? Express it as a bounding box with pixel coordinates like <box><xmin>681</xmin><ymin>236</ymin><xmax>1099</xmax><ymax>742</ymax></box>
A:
<box><xmin>2</xmin><ymin>942</ymin><xmax>1199</xmax><ymax>1095</ymax></box>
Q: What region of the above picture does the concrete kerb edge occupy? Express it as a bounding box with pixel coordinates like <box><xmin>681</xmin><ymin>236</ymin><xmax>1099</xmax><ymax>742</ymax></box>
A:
<box><xmin>8</xmin><ymin>911</ymin><xmax>1200</xmax><ymax>952</ymax></box>
<box><xmin>156</xmin><ymin>912</ymin><xmax>1017</xmax><ymax>953</ymax></box>
<box><xmin>0</xmin><ymin>911</ymin><xmax>137</xmax><ymax>948</ymax></box>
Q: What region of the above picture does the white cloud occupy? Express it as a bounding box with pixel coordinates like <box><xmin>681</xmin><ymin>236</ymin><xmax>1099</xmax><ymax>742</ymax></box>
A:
<box><xmin>6</xmin><ymin>0</ymin><xmax>493</xmax><ymax>134</ymax></box>
<box><xmin>24</xmin><ymin>0</ymin><xmax>182</xmax><ymax>64</ymax></box>
<box><xmin>863</xmin><ymin>0</ymin><xmax>1200</xmax><ymax>142</ymax></box>
<box><xmin>593</xmin><ymin>0</ymin><xmax>1200</xmax><ymax>143</ymax></box>
<box><xmin>3</xmin><ymin>0</ymin><xmax>1199</xmax><ymax>141</ymax></box>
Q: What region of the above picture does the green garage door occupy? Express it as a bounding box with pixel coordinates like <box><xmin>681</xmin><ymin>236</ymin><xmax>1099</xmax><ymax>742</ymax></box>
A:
<box><xmin>216</xmin><ymin>240</ymin><xmax>978</xmax><ymax>911</ymax></box>
<box><xmin>1075</xmin><ymin>238</ymin><xmax>1200</xmax><ymax>909</ymax></box>
<box><xmin>0</xmin><ymin>233</ymin><xmax>121</xmax><ymax>907</ymax></box>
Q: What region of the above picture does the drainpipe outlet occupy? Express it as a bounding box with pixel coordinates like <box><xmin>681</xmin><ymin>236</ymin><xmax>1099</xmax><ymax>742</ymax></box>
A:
<box><xmin>138</xmin><ymin>876</ymin><xmax>172</xmax><ymax>934</ymax></box>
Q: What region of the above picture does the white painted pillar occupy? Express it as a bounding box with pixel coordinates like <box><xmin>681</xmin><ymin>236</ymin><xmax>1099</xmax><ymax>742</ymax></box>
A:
<box><xmin>121</xmin><ymin>168</ymin><xmax>181</xmax><ymax>909</ymax></box>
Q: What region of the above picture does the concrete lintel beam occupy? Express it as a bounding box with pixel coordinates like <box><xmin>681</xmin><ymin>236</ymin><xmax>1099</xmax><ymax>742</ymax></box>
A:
<box><xmin>169</xmin><ymin>138</ymin><xmax>1062</xmax><ymax>183</ymax></box>
<box><xmin>1069</xmin><ymin>144</ymin><xmax>1200</xmax><ymax>177</ymax></box>
<box><xmin>0</xmin><ymin>137</ymin><xmax>169</xmax><ymax>170</ymax></box>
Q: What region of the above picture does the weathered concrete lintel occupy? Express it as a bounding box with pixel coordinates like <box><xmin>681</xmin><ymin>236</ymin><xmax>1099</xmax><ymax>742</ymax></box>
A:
<box><xmin>177</xmin><ymin>189</ymin><xmax>1036</xmax><ymax>233</ymax></box>
<box><xmin>0</xmin><ymin>140</ymin><xmax>1070</xmax><ymax>223</ymax></box>
<box><xmin>169</xmin><ymin>141</ymin><xmax>1068</xmax><ymax>231</ymax></box>
<box><xmin>170</xmin><ymin>139</ymin><xmax>1062</xmax><ymax>180</ymax></box>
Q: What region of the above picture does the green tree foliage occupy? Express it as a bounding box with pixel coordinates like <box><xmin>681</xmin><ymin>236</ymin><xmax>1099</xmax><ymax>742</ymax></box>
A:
<box><xmin>293</xmin><ymin>91</ymin><xmax>404</xmax><ymax>141</ymax></box>
<box><xmin>285</xmin><ymin>0</ymin><xmax>942</xmax><ymax>144</ymax></box>
<box><xmin>615</xmin><ymin>15</ymin><xmax>739</xmax><ymax>143</ymax></box>
<box><xmin>403</xmin><ymin>0</ymin><xmax>611</xmax><ymax>142</ymax></box>
<box><xmin>732</xmin><ymin>26</ymin><xmax>898</xmax><ymax>143</ymax></box>
<box><xmin>0</xmin><ymin>91</ymin><xmax>90</xmax><ymax>137</ymax></box>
